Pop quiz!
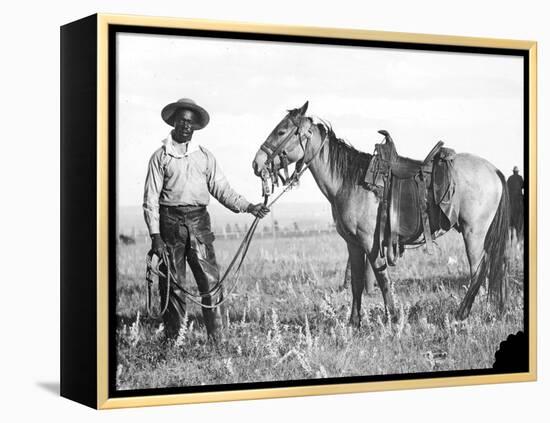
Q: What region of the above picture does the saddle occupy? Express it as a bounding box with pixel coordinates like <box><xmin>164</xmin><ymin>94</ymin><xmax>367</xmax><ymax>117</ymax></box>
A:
<box><xmin>364</xmin><ymin>130</ymin><xmax>457</xmax><ymax>266</ymax></box>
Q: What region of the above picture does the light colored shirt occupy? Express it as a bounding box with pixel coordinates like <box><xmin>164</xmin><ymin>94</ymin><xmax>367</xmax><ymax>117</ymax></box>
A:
<box><xmin>143</xmin><ymin>132</ymin><xmax>251</xmax><ymax>235</ymax></box>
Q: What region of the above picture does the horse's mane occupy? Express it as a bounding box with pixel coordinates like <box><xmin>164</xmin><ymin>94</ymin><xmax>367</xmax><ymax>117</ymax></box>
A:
<box><xmin>316</xmin><ymin>122</ymin><xmax>372</xmax><ymax>187</ymax></box>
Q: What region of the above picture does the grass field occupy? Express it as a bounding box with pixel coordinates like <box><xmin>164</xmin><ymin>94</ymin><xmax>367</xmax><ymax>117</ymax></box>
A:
<box><xmin>115</xmin><ymin>229</ymin><xmax>524</xmax><ymax>390</ymax></box>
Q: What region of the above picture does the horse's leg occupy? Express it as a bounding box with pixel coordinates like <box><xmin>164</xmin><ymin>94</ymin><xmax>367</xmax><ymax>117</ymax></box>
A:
<box><xmin>457</xmin><ymin>225</ymin><xmax>486</xmax><ymax>319</ymax></box>
<box><xmin>368</xmin><ymin>255</ymin><xmax>399</xmax><ymax>323</ymax></box>
<box><xmin>347</xmin><ymin>243</ymin><xmax>366</xmax><ymax>328</ymax></box>
<box><xmin>342</xmin><ymin>254</ymin><xmax>375</xmax><ymax>294</ymax></box>
<box><xmin>365</xmin><ymin>257</ymin><xmax>376</xmax><ymax>295</ymax></box>
<box><xmin>341</xmin><ymin>256</ymin><xmax>351</xmax><ymax>290</ymax></box>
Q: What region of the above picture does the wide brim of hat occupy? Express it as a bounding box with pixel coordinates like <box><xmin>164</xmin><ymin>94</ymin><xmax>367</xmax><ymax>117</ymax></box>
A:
<box><xmin>161</xmin><ymin>102</ymin><xmax>210</xmax><ymax>129</ymax></box>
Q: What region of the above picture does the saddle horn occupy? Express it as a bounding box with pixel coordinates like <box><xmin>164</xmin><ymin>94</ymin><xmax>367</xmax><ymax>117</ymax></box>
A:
<box><xmin>378</xmin><ymin>129</ymin><xmax>394</xmax><ymax>144</ymax></box>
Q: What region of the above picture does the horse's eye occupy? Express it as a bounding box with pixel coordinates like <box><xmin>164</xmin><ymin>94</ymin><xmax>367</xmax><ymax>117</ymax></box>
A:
<box><xmin>277</xmin><ymin>130</ymin><xmax>285</xmax><ymax>136</ymax></box>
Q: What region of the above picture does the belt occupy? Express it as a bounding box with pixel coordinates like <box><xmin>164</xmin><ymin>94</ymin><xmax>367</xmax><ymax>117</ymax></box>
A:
<box><xmin>160</xmin><ymin>204</ymin><xmax>208</xmax><ymax>221</ymax></box>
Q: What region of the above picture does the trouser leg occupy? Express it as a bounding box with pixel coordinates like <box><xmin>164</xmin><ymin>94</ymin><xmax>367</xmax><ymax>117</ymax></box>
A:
<box><xmin>159</xmin><ymin>225</ymin><xmax>189</xmax><ymax>340</ymax></box>
<box><xmin>187</xmin><ymin>235</ymin><xmax>222</xmax><ymax>339</ymax></box>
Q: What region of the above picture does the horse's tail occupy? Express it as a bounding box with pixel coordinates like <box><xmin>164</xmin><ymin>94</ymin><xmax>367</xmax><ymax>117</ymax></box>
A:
<box><xmin>481</xmin><ymin>170</ymin><xmax>511</xmax><ymax>311</ymax></box>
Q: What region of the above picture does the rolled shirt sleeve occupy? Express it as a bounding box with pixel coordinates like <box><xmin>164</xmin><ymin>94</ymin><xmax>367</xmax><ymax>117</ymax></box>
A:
<box><xmin>143</xmin><ymin>149</ymin><xmax>164</xmax><ymax>235</ymax></box>
<box><xmin>203</xmin><ymin>147</ymin><xmax>252</xmax><ymax>213</ymax></box>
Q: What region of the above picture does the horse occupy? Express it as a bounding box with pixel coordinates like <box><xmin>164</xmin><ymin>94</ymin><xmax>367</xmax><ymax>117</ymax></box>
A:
<box><xmin>252</xmin><ymin>102</ymin><xmax>510</xmax><ymax>325</ymax></box>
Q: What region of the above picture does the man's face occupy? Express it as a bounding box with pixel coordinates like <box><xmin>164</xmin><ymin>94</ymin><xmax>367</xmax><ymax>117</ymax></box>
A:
<box><xmin>173</xmin><ymin>109</ymin><xmax>196</xmax><ymax>142</ymax></box>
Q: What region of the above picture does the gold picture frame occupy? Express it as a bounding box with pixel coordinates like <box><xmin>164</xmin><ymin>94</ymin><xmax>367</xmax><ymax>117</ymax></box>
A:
<box><xmin>60</xmin><ymin>13</ymin><xmax>537</xmax><ymax>409</ymax></box>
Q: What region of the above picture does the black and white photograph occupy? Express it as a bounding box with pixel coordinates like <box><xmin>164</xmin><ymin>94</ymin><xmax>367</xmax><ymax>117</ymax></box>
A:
<box><xmin>113</xmin><ymin>27</ymin><xmax>528</xmax><ymax>393</ymax></box>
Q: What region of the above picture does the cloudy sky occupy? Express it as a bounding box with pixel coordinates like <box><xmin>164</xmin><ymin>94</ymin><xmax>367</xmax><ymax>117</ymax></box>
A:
<box><xmin>116</xmin><ymin>32</ymin><xmax>523</xmax><ymax>207</ymax></box>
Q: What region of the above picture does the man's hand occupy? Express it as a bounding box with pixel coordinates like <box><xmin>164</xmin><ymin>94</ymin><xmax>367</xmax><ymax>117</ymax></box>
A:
<box><xmin>247</xmin><ymin>203</ymin><xmax>270</xmax><ymax>219</ymax></box>
<box><xmin>151</xmin><ymin>233</ymin><xmax>166</xmax><ymax>257</ymax></box>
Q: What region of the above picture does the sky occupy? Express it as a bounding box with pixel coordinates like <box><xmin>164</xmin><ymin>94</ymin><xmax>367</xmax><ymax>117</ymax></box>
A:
<box><xmin>116</xmin><ymin>32</ymin><xmax>524</xmax><ymax>208</ymax></box>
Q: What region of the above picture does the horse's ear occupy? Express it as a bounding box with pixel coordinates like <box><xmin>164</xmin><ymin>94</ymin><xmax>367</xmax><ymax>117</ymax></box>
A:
<box><xmin>298</xmin><ymin>101</ymin><xmax>309</xmax><ymax>115</ymax></box>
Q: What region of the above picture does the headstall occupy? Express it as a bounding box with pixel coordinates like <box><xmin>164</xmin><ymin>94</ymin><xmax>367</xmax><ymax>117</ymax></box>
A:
<box><xmin>259</xmin><ymin>115</ymin><xmax>323</xmax><ymax>196</ymax></box>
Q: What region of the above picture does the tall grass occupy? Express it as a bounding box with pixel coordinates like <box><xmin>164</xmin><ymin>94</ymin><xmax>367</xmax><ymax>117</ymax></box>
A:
<box><xmin>115</xmin><ymin>230</ymin><xmax>524</xmax><ymax>390</ymax></box>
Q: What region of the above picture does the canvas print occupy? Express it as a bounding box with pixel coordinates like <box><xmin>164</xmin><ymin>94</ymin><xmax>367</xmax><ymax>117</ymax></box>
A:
<box><xmin>113</xmin><ymin>30</ymin><xmax>526</xmax><ymax>392</ymax></box>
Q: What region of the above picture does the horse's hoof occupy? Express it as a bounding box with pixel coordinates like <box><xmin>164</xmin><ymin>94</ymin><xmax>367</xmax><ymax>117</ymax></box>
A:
<box><xmin>455</xmin><ymin>306</ymin><xmax>469</xmax><ymax>321</ymax></box>
<box><xmin>349</xmin><ymin>316</ymin><xmax>361</xmax><ymax>329</ymax></box>
<box><xmin>391</xmin><ymin>314</ymin><xmax>400</xmax><ymax>325</ymax></box>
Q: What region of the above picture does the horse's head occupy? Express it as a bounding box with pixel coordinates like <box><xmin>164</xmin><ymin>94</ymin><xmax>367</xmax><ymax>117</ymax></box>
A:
<box><xmin>252</xmin><ymin>101</ymin><xmax>312</xmax><ymax>177</ymax></box>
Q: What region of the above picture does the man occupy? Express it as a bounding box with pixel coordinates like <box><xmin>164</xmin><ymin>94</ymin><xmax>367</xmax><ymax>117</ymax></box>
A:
<box><xmin>143</xmin><ymin>98</ymin><xmax>269</xmax><ymax>342</ymax></box>
<box><xmin>507</xmin><ymin>165</ymin><xmax>524</xmax><ymax>235</ymax></box>
<box><xmin>507</xmin><ymin>166</ymin><xmax>524</xmax><ymax>199</ymax></box>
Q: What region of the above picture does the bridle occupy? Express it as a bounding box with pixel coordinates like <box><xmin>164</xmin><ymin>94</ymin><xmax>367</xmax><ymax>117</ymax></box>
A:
<box><xmin>259</xmin><ymin>114</ymin><xmax>327</xmax><ymax>195</ymax></box>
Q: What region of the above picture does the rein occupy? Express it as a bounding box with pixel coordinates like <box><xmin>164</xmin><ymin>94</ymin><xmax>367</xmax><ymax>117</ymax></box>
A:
<box><xmin>145</xmin><ymin>116</ymin><xmax>327</xmax><ymax>318</ymax></box>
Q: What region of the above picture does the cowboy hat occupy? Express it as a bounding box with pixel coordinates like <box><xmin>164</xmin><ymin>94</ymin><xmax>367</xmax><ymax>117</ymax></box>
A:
<box><xmin>161</xmin><ymin>98</ymin><xmax>210</xmax><ymax>129</ymax></box>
